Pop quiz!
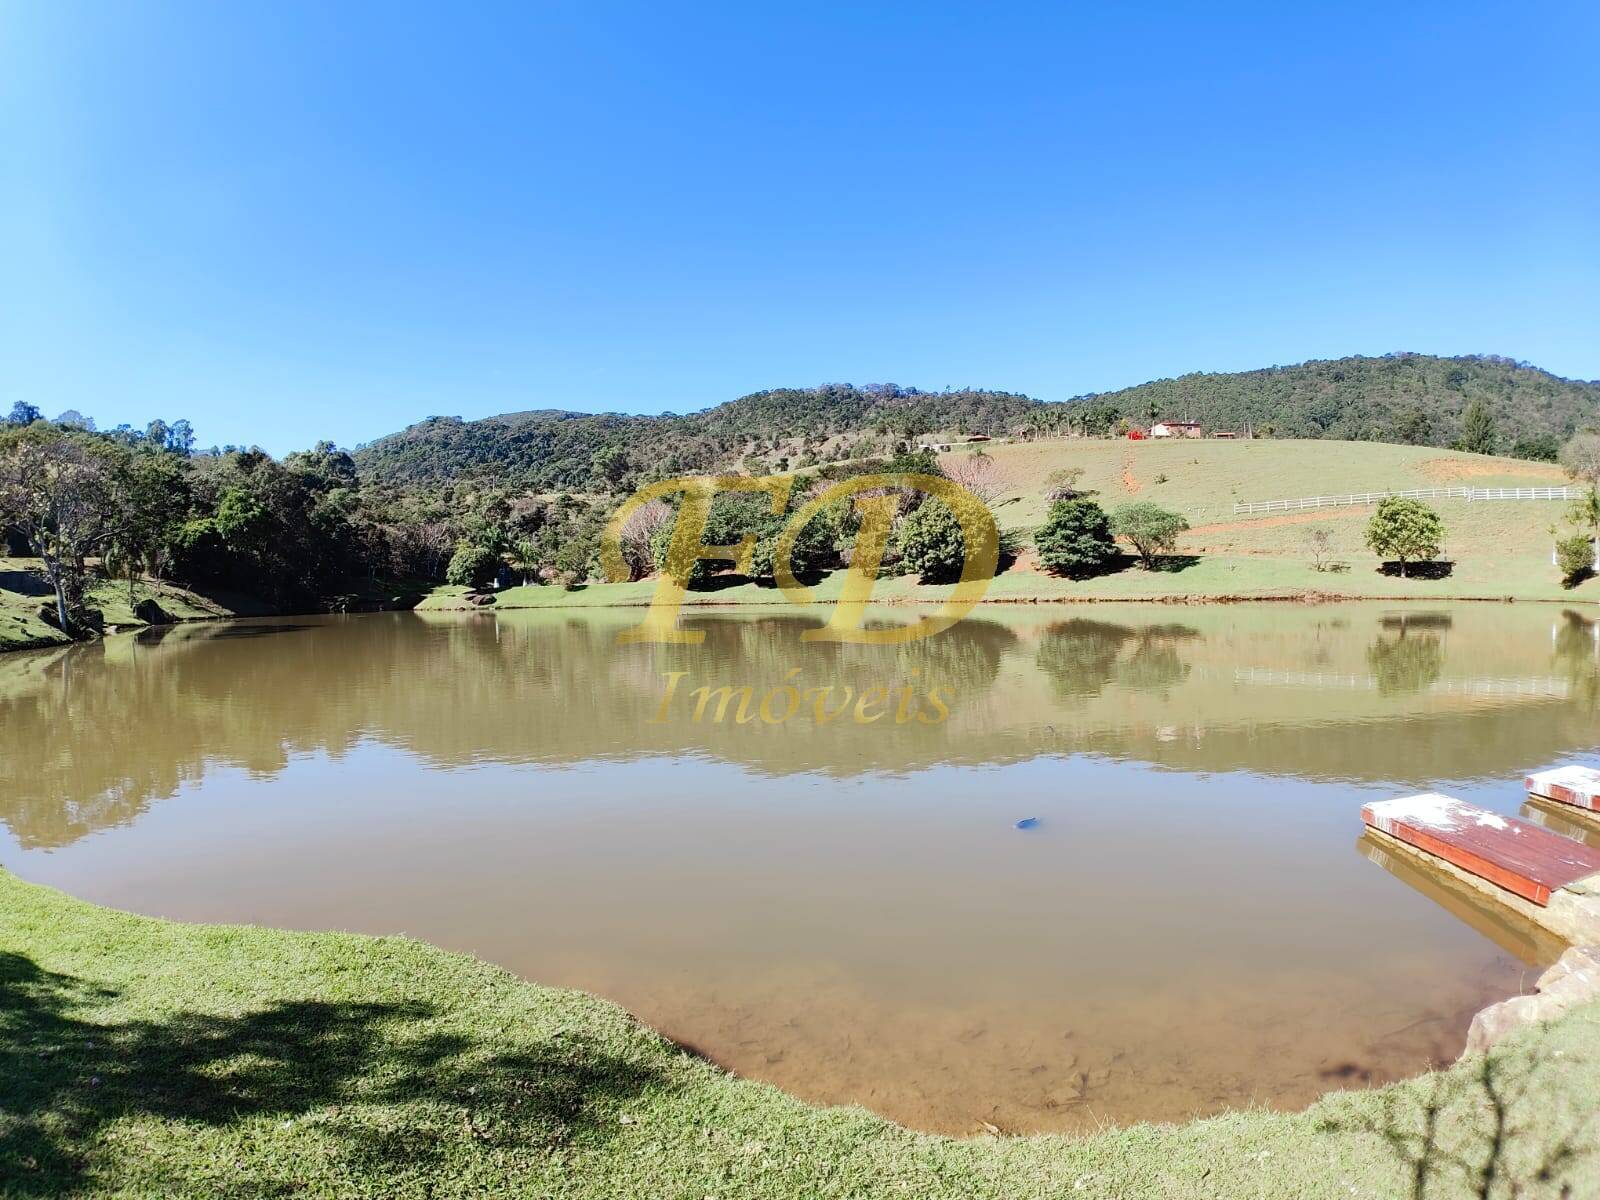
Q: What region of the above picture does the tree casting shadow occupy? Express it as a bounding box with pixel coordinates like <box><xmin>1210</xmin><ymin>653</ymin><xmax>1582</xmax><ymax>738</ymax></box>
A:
<box><xmin>0</xmin><ymin>950</ymin><xmax>666</xmax><ymax>1196</ymax></box>
<box><xmin>1144</xmin><ymin>553</ymin><xmax>1201</xmax><ymax>574</ymax></box>
<box><xmin>1314</xmin><ymin>1038</ymin><xmax>1597</xmax><ymax>1199</ymax></box>
<box><xmin>1378</xmin><ymin>560</ymin><xmax>1456</xmax><ymax>580</ymax></box>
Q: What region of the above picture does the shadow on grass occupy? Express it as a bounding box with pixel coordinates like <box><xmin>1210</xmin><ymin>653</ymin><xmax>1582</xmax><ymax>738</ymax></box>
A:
<box><xmin>1377</xmin><ymin>560</ymin><xmax>1456</xmax><ymax>580</ymax></box>
<box><xmin>1038</xmin><ymin>553</ymin><xmax>1201</xmax><ymax>580</ymax></box>
<box><xmin>685</xmin><ymin>569</ymin><xmax>834</xmax><ymax>592</ymax></box>
<box><xmin>1144</xmin><ymin>553</ymin><xmax>1201</xmax><ymax>574</ymax></box>
<box><xmin>1314</xmin><ymin>1038</ymin><xmax>1597</xmax><ymax>1199</ymax></box>
<box><xmin>1561</xmin><ymin>569</ymin><xmax>1596</xmax><ymax>591</ymax></box>
<box><xmin>0</xmin><ymin>568</ymin><xmax>52</xmax><ymax>597</ymax></box>
<box><xmin>0</xmin><ymin>950</ymin><xmax>665</xmax><ymax>1196</ymax></box>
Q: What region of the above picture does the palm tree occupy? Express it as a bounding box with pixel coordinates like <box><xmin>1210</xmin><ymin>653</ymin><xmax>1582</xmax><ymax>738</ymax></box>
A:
<box><xmin>1569</xmin><ymin>486</ymin><xmax>1600</xmax><ymax>551</ymax></box>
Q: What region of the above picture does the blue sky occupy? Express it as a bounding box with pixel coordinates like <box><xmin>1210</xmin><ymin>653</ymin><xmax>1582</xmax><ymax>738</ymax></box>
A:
<box><xmin>3</xmin><ymin>2</ymin><xmax>1597</xmax><ymax>455</ymax></box>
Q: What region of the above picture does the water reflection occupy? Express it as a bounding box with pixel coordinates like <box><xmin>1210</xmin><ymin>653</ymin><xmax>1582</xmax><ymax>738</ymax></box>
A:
<box><xmin>1366</xmin><ymin>629</ymin><xmax>1445</xmax><ymax>696</ymax></box>
<box><xmin>1033</xmin><ymin>619</ymin><xmax>1197</xmax><ymax>700</ymax></box>
<box><xmin>2</xmin><ymin>603</ymin><xmax>1598</xmax><ymax>850</ymax></box>
<box><xmin>1357</xmin><ymin>832</ymin><xmax>1568</xmax><ymax>967</ymax></box>
<box><xmin>3</xmin><ymin>601</ymin><xmax>1599</xmax><ymax>1134</ymax></box>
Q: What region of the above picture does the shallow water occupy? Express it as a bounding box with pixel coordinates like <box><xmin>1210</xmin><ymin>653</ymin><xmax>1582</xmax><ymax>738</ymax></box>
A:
<box><xmin>2</xmin><ymin>602</ymin><xmax>1598</xmax><ymax>1133</ymax></box>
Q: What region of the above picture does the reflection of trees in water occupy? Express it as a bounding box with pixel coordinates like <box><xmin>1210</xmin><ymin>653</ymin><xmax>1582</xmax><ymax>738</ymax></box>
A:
<box><xmin>647</xmin><ymin>613</ymin><xmax>1018</xmax><ymax>696</ymax></box>
<box><xmin>5</xmin><ymin>607</ymin><xmax>1599</xmax><ymax>850</ymax></box>
<box><xmin>1035</xmin><ymin>621</ymin><xmax>1130</xmax><ymax>700</ymax></box>
<box><xmin>1366</xmin><ymin>631</ymin><xmax>1446</xmax><ymax>697</ymax></box>
<box><xmin>1034</xmin><ymin>620</ymin><xmax>1197</xmax><ymax>701</ymax></box>
<box><xmin>0</xmin><ymin>614</ymin><xmax>1026</xmax><ymax>849</ymax></box>
<box><xmin>1378</xmin><ymin>612</ymin><xmax>1454</xmax><ymax>632</ymax></box>
<box><xmin>1554</xmin><ymin>610</ymin><xmax>1600</xmax><ymax>712</ymax></box>
<box><xmin>1115</xmin><ymin>638</ymin><xmax>1192</xmax><ymax>696</ymax></box>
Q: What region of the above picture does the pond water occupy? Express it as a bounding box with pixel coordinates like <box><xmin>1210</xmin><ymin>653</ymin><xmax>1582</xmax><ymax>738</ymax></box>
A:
<box><xmin>2</xmin><ymin>602</ymin><xmax>1598</xmax><ymax>1134</ymax></box>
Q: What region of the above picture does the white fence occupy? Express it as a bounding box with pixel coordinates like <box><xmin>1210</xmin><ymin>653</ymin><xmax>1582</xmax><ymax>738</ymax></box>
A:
<box><xmin>1466</xmin><ymin>487</ymin><xmax>1578</xmax><ymax>502</ymax></box>
<box><xmin>1232</xmin><ymin>485</ymin><xmax>1577</xmax><ymax>515</ymax></box>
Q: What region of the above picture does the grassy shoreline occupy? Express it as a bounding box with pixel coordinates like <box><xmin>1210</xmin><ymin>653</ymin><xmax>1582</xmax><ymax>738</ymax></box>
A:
<box><xmin>2</xmin><ymin>870</ymin><xmax>1597</xmax><ymax>1198</ymax></box>
<box><xmin>0</xmin><ymin>556</ymin><xmax>261</xmax><ymax>655</ymax></box>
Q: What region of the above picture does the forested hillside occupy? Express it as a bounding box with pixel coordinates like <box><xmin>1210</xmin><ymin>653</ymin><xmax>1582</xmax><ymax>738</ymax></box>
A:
<box><xmin>353</xmin><ymin>355</ymin><xmax>1600</xmax><ymax>491</ymax></box>
<box><xmin>1078</xmin><ymin>353</ymin><xmax>1600</xmax><ymax>452</ymax></box>
<box><xmin>353</xmin><ymin>385</ymin><xmax>1039</xmax><ymax>491</ymax></box>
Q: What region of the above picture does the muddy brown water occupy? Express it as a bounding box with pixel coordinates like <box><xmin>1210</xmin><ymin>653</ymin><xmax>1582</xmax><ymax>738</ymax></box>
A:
<box><xmin>2</xmin><ymin>602</ymin><xmax>1598</xmax><ymax>1134</ymax></box>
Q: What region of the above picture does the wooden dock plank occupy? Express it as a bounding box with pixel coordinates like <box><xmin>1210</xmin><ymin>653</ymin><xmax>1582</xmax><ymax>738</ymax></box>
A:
<box><xmin>1526</xmin><ymin>766</ymin><xmax>1600</xmax><ymax>813</ymax></box>
<box><xmin>1361</xmin><ymin>794</ymin><xmax>1600</xmax><ymax>906</ymax></box>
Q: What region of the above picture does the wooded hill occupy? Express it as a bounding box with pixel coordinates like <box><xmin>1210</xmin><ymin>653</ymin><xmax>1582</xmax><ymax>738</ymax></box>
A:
<box><xmin>352</xmin><ymin>354</ymin><xmax>1600</xmax><ymax>492</ymax></box>
<box><xmin>1080</xmin><ymin>353</ymin><xmax>1600</xmax><ymax>449</ymax></box>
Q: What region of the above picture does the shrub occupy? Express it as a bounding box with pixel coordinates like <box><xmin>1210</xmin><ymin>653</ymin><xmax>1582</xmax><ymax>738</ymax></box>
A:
<box><xmin>1034</xmin><ymin>499</ymin><xmax>1117</xmax><ymax>578</ymax></box>
<box><xmin>1110</xmin><ymin>503</ymin><xmax>1190</xmax><ymax>569</ymax></box>
<box><xmin>552</xmin><ymin>535</ymin><xmax>594</xmax><ymax>587</ymax></box>
<box><xmin>1307</xmin><ymin>528</ymin><xmax>1333</xmax><ymax>572</ymax></box>
<box><xmin>1512</xmin><ymin>432</ymin><xmax>1561</xmax><ymax>463</ymax></box>
<box><xmin>445</xmin><ymin>541</ymin><xmax>500</xmax><ymax>589</ymax></box>
<box><xmin>650</xmin><ymin>490</ymin><xmax>841</xmax><ymax>587</ymax></box>
<box><xmin>1557</xmin><ymin>534</ymin><xmax>1595</xmax><ymax>588</ymax></box>
<box><xmin>1364</xmin><ymin>497</ymin><xmax>1444</xmax><ymax>578</ymax></box>
<box><xmin>893</xmin><ymin>491</ymin><xmax>996</xmax><ymax>584</ymax></box>
<box><xmin>894</xmin><ymin>499</ymin><xmax>967</xmax><ymax>583</ymax></box>
<box><xmin>1044</xmin><ymin>466</ymin><xmax>1086</xmax><ymax>501</ymax></box>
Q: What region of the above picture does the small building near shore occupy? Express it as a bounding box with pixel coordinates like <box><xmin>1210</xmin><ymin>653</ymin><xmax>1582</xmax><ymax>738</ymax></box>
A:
<box><xmin>917</xmin><ymin>434</ymin><xmax>998</xmax><ymax>452</ymax></box>
<box><xmin>1150</xmin><ymin>420</ymin><xmax>1204</xmax><ymax>439</ymax></box>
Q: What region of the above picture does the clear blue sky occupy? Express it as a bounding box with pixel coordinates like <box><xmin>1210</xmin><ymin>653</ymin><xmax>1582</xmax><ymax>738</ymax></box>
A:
<box><xmin>3</xmin><ymin>2</ymin><xmax>1597</xmax><ymax>455</ymax></box>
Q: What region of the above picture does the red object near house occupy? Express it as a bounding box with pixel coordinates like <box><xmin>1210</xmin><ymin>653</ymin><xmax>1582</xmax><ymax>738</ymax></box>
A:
<box><xmin>1126</xmin><ymin>429</ymin><xmax>1145</xmax><ymax>440</ymax></box>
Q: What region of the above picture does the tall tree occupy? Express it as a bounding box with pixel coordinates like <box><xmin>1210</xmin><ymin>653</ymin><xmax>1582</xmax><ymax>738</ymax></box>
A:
<box><xmin>1364</xmin><ymin>497</ymin><xmax>1444</xmax><ymax>577</ymax></box>
<box><xmin>1110</xmin><ymin>503</ymin><xmax>1190</xmax><ymax>569</ymax></box>
<box><xmin>1454</xmin><ymin>399</ymin><xmax>1497</xmax><ymax>455</ymax></box>
<box><xmin>105</xmin><ymin>452</ymin><xmax>192</xmax><ymax>603</ymax></box>
<box><xmin>0</xmin><ymin>432</ymin><xmax>126</xmax><ymax>632</ymax></box>
<box><xmin>1559</xmin><ymin>432</ymin><xmax>1600</xmax><ymax>486</ymax></box>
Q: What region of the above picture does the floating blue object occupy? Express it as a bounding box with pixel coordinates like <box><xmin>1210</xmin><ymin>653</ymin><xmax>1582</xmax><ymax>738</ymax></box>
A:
<box><xmin>1014</xmin><ymin>817</ymin><xmax>1041</xmax><ymax>830</ymax></box>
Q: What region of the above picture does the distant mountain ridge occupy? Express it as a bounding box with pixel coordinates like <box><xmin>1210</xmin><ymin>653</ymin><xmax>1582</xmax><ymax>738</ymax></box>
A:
<box><xmin>353</xmin><ymin>354</ymin><xmax>1600</xmax><ymax>492</ymax></box>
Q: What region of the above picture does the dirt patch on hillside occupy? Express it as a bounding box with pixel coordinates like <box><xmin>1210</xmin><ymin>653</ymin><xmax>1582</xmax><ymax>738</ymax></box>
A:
<box><xmin>1422</xmin><ymin>457</ymin><xmax>1565</xmax><ymax>482</ymax></box>
<box><xmin>1121</xmin><ymin>453</ymin><xmax>1141</xmax><ymax>494</ymax></box>
<box><xmin>1007</xmin><ymin>548</ymin><xmax>1044</xmax><ymax>575</ymax></box>
<box><xmin>1185</xmin><ymin>510</ymin><xmax>1350</xmax><ymax>537</ymax></box>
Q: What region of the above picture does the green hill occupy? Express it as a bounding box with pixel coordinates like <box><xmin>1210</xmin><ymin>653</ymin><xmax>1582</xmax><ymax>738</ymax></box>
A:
<box><xmin>1076</xmin><ymin>353</ymin><xmax>1600</xmax><ymax>449</ymax></box>
<box><xmin>352</xmin><ymin>355</ymin><xmax>1600</xmax><ymax>492</ymax></box>
<box><xmin>353</xmin><ymin>386</ymin><xmax>1039</xmax><ymax>491</ymax></box>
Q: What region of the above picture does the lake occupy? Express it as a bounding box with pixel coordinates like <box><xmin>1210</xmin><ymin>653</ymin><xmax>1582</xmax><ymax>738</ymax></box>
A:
<box><xmin>2</xmin><ymin>601</ymin><xmax>1598</xmax><ymax>1134</ymax></box>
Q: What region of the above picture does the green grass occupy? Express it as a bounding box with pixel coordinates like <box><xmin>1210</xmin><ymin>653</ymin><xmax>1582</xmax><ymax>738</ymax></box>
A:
<box><xmin>3</xmin><ymin>870</ymin><xmax>1598</xmax><ymax>1198</ymax></box>
<box><xmin>8</xmin><ymin>438</ymin><xmax>1595</xmax><ymax>654</ymax></box>
<box><xmin>0</xmin><ymin>559</ymin><xmax>241</xmax><ymax>653</ymax></box>
<box><xmin>420</xmin><ymin>439</ymin><xmax>1600</xmax><ymax>612</ymax></box>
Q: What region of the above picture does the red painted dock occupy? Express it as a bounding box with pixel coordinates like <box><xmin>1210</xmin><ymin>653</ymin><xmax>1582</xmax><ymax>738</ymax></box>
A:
<box><xmin>1526</xmin><ymin>766</ymin><xmax>1600</xmax><ymax>813</ymax></box>
<box><xmin>1361</xmin><ymin>794</ymin><xmax>1600</xmax><ymax>906</ymax></box>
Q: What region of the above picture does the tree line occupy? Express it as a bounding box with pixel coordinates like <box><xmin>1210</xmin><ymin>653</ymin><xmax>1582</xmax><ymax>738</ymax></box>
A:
<box><xmin>7</xmin><ymin>398</ymin><xmax>1600</xmax><ymax>639</ymax></box>
<box><xmin>352</xmin><ymin>356</ymin><xmax>1600</xmax><ymax>498</ymax></box>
